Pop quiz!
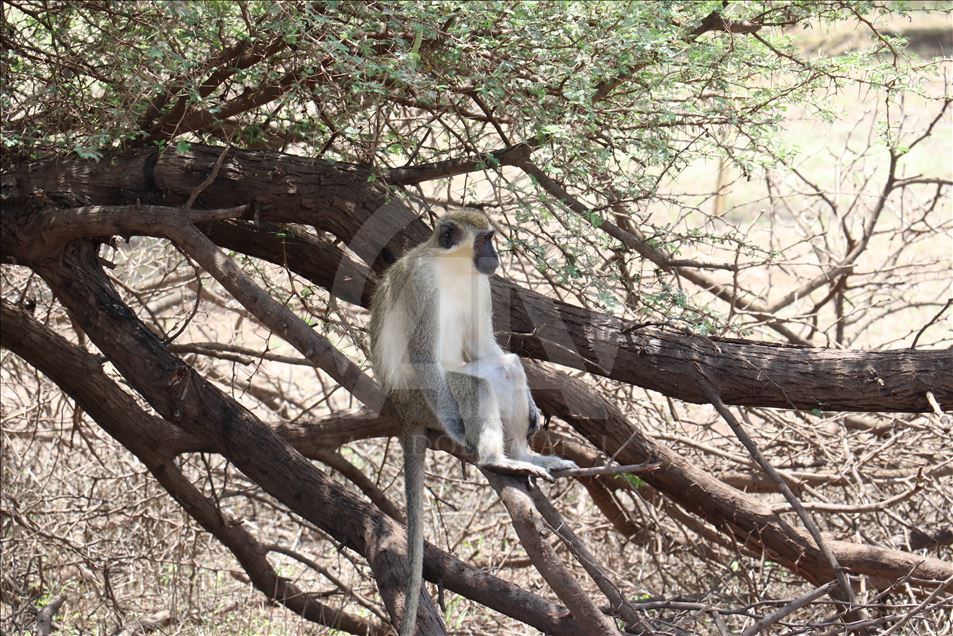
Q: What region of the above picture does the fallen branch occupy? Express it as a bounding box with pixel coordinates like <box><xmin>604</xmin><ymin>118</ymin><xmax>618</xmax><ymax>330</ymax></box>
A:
<box><xmin>113</xmin><ymin>610</ymin><xmax>174</xmax><ymax>636</ymax></box>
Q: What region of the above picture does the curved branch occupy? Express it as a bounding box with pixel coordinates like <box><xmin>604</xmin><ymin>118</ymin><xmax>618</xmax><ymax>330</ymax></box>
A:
<box><xmin>4</xmin><ymin>145</ymin><xmax>950</xmax><ymax>412</ymax></box>
<box><xmin>0</xmin><ymin>298</ymin><xmax>582</xmax><ymax>635</ymax></box>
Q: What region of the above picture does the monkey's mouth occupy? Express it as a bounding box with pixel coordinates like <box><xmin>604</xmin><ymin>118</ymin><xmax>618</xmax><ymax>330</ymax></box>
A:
<box><xmin>475</xmin><ymin>255</ymin><xmax>499</xmax><ymax>275</ymax></box>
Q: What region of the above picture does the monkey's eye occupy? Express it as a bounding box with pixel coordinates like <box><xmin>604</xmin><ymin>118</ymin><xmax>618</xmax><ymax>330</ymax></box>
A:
<box><xmin>438</xmin><ymin>223</ymin><xmax>461</xmax><ymax>249</ymax></box>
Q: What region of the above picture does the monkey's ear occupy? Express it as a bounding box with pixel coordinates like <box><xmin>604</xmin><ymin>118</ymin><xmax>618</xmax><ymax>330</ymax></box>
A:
<box><xmin>438</xmin><ymin>222</ymin><xmax>462</xmax><ymax>249</ymax></box>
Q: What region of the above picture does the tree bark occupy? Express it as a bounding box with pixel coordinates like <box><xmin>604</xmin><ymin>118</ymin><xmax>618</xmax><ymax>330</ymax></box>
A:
<box><xmin>3</xmin><ymin>144</ymin><xmax>950</xmax><ymax>412</ymax></box>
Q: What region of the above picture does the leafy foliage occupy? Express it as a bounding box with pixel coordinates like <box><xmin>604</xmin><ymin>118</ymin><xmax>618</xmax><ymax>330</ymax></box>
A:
<box><xmin>3</xmin><ymin>0</ymin><xmax>932</xmax><ymax>333</ymax></box>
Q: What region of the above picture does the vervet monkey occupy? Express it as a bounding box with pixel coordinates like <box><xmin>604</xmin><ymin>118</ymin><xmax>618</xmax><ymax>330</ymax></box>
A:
<box><xmin>369</xmin><ymin>211</ymin><xmax>576</xmax><ymax>635</ymax></box>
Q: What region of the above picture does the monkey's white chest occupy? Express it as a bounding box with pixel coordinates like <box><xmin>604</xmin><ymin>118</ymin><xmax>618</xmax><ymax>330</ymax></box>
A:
<box><xmin>434</xmin><ymin>265</ymin><xmax>487</xmax><ymax>369</ymax></box>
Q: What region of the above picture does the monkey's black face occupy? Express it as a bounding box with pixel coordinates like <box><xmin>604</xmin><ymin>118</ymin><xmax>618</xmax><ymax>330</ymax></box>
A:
<box><xmin>472</xmin><ymin>230</ymin><xmax>498</xmax><ymax>275</ymax></box>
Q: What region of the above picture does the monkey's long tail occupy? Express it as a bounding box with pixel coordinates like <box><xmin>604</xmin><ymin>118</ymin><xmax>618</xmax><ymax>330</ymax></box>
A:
<box><xmin>400</xmin><ymin>424</ymin><xmax>427</xmax><ymax>636</ymax></box>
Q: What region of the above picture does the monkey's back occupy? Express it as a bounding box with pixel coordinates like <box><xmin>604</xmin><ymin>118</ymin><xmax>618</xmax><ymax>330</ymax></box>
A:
<box><xmin>369</xmin><ymin>246</ymin><xmax>432</xmax><ymax>391</ymax></box>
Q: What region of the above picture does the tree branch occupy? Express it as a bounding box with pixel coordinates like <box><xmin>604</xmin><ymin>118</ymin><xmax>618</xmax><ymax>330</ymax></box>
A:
<box><xmin>385</xmin><ymin>141</ymin><xmax>537</xmax><ymax>185</ymax></box>
<box><xmin>1</xmin><ymin>299</ymin><xmax>583</xmax><ymax>635</ymax></box>
<box><xmin>5</xmin><ymin>145</ymin><xmax>950</xmax><ymax>413</ymax></box>
<box><xmin>483</xmin><ymin>472</ymin><xmax>621</xmax><ymax>636</ymax></box>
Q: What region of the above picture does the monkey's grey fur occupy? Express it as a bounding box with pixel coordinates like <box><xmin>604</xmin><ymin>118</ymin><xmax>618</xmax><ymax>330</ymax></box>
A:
<box><xmin>369</xmin><ymin>211</ymin><xmax>575</xmax><ymax>635</ymax></box>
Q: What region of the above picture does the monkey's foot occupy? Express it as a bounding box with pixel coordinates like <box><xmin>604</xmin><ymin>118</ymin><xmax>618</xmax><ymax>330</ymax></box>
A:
<box><xmin>479</xmin><ymin>459</ymin><xmax>555</xmax><ymax>482</ymax></box>
<box><xmin>532</xmin><ymin>456</ymin><xmax>579</xmax><ymax>472</ymax></box>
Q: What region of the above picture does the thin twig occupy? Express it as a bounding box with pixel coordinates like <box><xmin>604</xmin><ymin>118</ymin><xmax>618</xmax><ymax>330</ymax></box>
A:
<box><xmin>529</xmin><ymin>486</ymin><xmax>653</xmax><ymax>633</ymax></box>
<box><xmin>184</xmin><ymin>145</ymin><xmax>231</xmax><ymax>210</ymax></box>
<box><xmin>877</xmin><ymin>574</ymin><xmax>953</xmax><ymax>635</ymax></box>
<box><xmin>925</xmin><ymin>391</ymin><xmax>951</xmax><ymax>427</ymax></box>
<box><xmin>694</xmin><ymin>366</ymin><xmax>860</xmax><ymax>617</ymax></box>
<box><xmin>741</xmin><ymin>581</ymin><xmax>837</xmax><ymax>636</ymax></box>
<box><xmin>770</xmin><ymin>479</ymin><xmax>921</xmax><ymax>514</ymax></box>
<box><xmin>551</xmin><ymin>462</ymin><xmax>662</xmax><ymax>479</ymax></box>
<box><xmin>909</xmin><ymin>298</ymin><xmax>952</xmax><ymax>349</ymax></box>
<box><xmin>264</xmin><ymin>544</ymin><xmax>389</xmax><ymax>622</ymax></box>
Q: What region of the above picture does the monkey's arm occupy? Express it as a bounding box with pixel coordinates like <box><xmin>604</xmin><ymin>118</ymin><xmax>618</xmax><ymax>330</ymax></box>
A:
<box><xmin>405</xmin><ymin>283</ymin><xmax>468</xmax><ymax>446</ymax></box>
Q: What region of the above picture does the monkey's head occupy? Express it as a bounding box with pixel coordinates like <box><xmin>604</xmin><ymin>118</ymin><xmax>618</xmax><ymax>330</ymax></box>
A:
<box><xmin>431</xmin><ymin>211</ymin><xmax>499</xmax><ymax>275</ymax></box>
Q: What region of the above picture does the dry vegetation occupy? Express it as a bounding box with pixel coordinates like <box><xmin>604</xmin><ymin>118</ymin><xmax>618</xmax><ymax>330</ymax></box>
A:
<box><xmin>2</xmin><ymin>4</ymin><xmax>952</xmax><ymax>636</ymax></box>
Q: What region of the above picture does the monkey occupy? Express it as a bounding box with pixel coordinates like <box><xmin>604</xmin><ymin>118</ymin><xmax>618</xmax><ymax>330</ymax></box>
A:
<box><xmin>369</xmin><ymin>211</ymin><xmax>576</xmax><ymax>635</ymax></box>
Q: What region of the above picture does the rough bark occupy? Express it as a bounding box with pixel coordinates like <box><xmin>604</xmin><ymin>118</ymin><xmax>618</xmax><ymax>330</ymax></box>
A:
<box><xmin>4</xmin><ymin>144</ymin><xmax>950</xmax><ymax>412</ymax></box>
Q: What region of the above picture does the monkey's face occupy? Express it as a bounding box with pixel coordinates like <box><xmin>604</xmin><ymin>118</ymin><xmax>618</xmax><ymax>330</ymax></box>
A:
<box><xmin>436</xmin><ymin>219</ymin><xmax>499</xmax><ymax>275</ymax></box>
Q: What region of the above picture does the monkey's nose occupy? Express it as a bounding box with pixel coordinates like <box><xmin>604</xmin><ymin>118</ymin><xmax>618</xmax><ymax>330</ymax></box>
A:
<box><xmin>476</xmin><ymin>255</ymin><xmax>499</xmax><ymax>275</ymax></box>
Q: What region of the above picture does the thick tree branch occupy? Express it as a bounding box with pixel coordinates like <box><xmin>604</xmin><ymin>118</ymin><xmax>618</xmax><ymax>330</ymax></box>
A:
<box><xmin>4</xmin><ymin>145</ymin><xmax>950</xmax><ymax>413</ymax></box>
<box><xmin>1</xmin><ymin>299</ymin><xmax>582</xmax><ymax>635</ymax></box>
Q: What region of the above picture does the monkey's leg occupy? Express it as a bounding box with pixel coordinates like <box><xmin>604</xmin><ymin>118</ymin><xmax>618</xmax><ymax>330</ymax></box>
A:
<box><xmin>447</xmin><ymin>371</ymin><xmax>554</xmax><ymax>481</ymax></box>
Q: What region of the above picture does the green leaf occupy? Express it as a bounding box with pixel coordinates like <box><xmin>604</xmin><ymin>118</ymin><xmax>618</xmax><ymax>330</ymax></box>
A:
<box><xmin>618</xmin><ymin>473</ymin><xmax>645</xmax><ymax>489</ymax></box>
